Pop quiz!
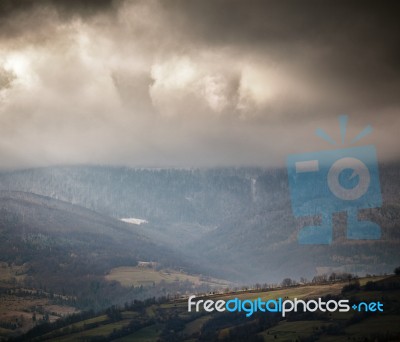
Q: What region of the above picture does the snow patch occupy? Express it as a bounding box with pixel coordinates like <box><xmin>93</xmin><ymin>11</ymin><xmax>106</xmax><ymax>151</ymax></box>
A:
<box><xmin>120</xmin><ymin>218</ymin><xmax>148</xmax><ymax>225</ymax></box>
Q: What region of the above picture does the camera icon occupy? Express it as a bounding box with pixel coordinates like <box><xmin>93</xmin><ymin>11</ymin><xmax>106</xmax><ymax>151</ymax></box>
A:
<box><xmin>286</xmin><ymin>117</ymin><xmax>382</xmax><ymax>244</ymax></box>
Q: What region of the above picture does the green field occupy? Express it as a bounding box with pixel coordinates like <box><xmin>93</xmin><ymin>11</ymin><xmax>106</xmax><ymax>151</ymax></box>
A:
<box><xmin>114</xmin><ymin>323</ymin><xmax>165</xmax><ymax>342</ymax></box>
<box><xmin>260</xmin><ymin>320</ymin><xmax>331</xmax><ymax>341</ymax></box>
<box><xmin>53</xmin><ymin>320</ymin><xmax>131</xmax><ymax>342</ymax></box>
<box><xmin>182</xmin><ymin>315</ymin><xmax>213</xmax><ymax>336</ymax></box>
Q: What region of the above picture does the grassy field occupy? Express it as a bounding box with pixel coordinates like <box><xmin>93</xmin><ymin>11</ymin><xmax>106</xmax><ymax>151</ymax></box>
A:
<box><xmin>105</xmin><ymin>266</ymin><xmax>230</xmax><ymax>288</ymax></box>
<box><xmin>114</xmin><ymin>323</ymin><xmax>165</xmax><ymax>342</ymax></box>
<box><xmin>344</xmin><ymin>314</ymin><xmax>400</xmax><ymax>336</ymax></box>
<box><xmin>0</xmin><ymin>289</ymin><xmax>77</xmax><ymax>340</ymax></box>
<box><xmin>53</xmin><ymin>320</ymin><xmax>132</xmax><ymax>342</ymax></box>
<box><xmin>182</xmin><ymin>315</ymin><xmax>213</xmax><ymax>336</ymax></box>
<box><xmin>318</xmin><ymin>315</ymin><xmax>400</xmax><ymax>342</ymax></box>
<box><xmin>0</xmin><ymin>264</ymin><xmax>77</xmax><ymax>340</ymax></box>
<box><xmin>0</xmin><ymin>262</ymin><xmax>27</xmax><ymax>283</ymax></box>
<box><xmin>36</xmin><ymin>315</ymin><xmax>110</xmax><ymax>341</ymax></box>
<box><xmin>358</xmin><ymin>275</ymin><xmax>386</xmax><ymax>286</ymax></box>
<box><xmin>0</xmin><ymin>262</ymin><xmax>79</xmax><ymax>340</ymax></box>
<box><xmin>260</xmin><ymin>320</ymin><xmax>331</xmax><ymax>341</ymax></box>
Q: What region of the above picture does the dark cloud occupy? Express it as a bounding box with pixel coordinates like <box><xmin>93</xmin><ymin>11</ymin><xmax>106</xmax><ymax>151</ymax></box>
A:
<box><xmin>166</xmin><ymin>1</ymin><xmax>400</xmax><ymax>47</ymax></box>
<box><xmin>0</xmin><ymin>0</ymin><xmax>399</xmax><ymax>169</ymax></box>
<box><xmin>164</xmin><ymin>1</ymin><xmax>400</xmax><ymax>108</ymax></box>
<box><xmin>0</xmin><ymin>0</ymin><xmax>116</xmax><ymax>17</ymax></box>
<box><xmin>0</xmin><ymin>0</ymin><xmax>117</xmax><ymax>40</ymax></box>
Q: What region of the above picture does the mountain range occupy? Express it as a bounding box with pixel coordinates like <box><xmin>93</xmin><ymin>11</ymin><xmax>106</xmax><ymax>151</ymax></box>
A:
<box><xmin>0</xmin><ymin>165</ymin><xmax>399</xmax><ymax>287</ymax></box>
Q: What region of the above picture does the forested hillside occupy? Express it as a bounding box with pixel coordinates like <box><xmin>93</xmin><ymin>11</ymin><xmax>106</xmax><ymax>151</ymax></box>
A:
<box><xmin>1</xmin><ymin>165</ymin><xmax>400</xmax><ymax>283</ymax></box>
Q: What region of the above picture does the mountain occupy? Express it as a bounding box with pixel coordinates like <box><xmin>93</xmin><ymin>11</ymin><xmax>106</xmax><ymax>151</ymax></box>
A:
<box><xmin>1</xmin><ymin>165</ymin><xmax>400</xmax><ymax>283</ymax></box>
<box><xmin>0</xmin><ymin>166</ymin><xmax>254</xmax><ymax>226</ymax></box>
<box><xmin>186</xmin><ymin>165</ymin><xmax>400</xmax><ymax>282</ymax></box>
<box><xmin>0</xmin><ymin>191</ymin><xmax>195</xmax><ymax>309</ymax></box>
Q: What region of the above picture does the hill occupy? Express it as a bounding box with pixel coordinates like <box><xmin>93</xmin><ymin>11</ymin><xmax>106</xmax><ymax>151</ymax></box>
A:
<box><xmin>9</xmin><ymin>274</ymin><xmax>400</xmax><ymax>342</ymax></box>
<box><xmin>0</xmin><ymin>191</ymin><xmax>204</xmax><ymax>309</ymax></box>
<box><xmin>1</xmin><ymin>166</ymin><xmax>400</xmax><ymax>282</ymax></box>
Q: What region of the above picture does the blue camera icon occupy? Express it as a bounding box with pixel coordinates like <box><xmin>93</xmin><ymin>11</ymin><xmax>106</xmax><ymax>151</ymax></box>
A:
<box><xmin>287</xmin><ymin>117</ymin><xmax>382</xmax><ymax>244</ymax></box>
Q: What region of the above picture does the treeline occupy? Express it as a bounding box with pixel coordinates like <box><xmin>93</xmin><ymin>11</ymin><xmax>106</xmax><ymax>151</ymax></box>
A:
<box><xmin>20</xmin><ymin>276</ymin><xmax>217</xmax><ymax>311</ymax></box>
<box><xmin>0</xmin><ymin>166</ymin><xmax>259</xmax><ymax>225</ymax></box>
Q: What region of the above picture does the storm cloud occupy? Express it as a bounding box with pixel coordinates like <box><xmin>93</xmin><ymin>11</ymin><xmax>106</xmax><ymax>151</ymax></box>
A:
<box><xmin>0</xmin><ymin>0</ymin><xmax>399</xmax><ymax>169</ymax></box>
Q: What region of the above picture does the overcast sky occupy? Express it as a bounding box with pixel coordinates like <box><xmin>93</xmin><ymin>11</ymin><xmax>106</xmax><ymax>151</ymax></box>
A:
<box><xmin>0</xmin><ymin>0</ymin><xmax>399</xmax><ymax>169</ymax></box>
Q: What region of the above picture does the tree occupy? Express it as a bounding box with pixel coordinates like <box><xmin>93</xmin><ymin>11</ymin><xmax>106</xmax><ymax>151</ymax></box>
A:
<box><xmin>394</xmin><ymin>266</ymin><xmax>400</xmax><ymax>275</ymax></box>
<box><xmin>281</xmin><ymin>278</ymin><xmax>295</xmax><ymax>287</ymax></box>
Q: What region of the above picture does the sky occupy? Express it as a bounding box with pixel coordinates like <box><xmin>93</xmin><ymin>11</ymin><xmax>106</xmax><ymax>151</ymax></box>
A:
<box><xmin>0</xmin><ymin>0</ymin><xmax>399</xmax><ymax>169</ymax></box>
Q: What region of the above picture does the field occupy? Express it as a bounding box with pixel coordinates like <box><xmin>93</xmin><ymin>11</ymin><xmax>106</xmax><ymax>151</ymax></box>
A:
<box><xmin>105</xmin><ymin>266</ymin><xmax>230</xmax><ymax>288</ymax></box>
<box><xmin>260</xmin><ymin>320</ymin><xmax>331</xmax><ymax>341</ymax></box>
<box><xmin>52</xmin><ymin>320</ymin><xmax>132</xmax><ymax>342</ymax></box>
<box><xmin>0</xmin><ymin>262</ymin><xmax>28</xmax><ymax>286</ymax></box>
<box><xmin>0</xmin><ymin>262</ymin><xmax>229</xmax><ymax>341</ymax></box>
<box><xmin>0</xmin><ymin>263</ymin><xmax>78</xmax><ymax>341</ymax></box>
<box><xmin>0</xmin><ymin>291</ymin><xmax>77</xmax><ymax>341</ymax></box>
<box><xmin>182</xmin><ymin>315</ymin><xmax>212</xmax><ymax>336</ymax></box>
<box><xmin>113</xmin><ymin>323</ymin><xmax>165</xmax><ymax>342</ymax></box>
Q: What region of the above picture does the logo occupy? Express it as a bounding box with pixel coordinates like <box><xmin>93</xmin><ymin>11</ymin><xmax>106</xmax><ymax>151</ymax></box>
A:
<box><xmin>188</xmin><ymin>296</ymin><xmax>383</xmax><ymax>318</ymax></box>
<box><xmin>286</xmin><ymin>115</ymin><xmax>382</xmax><ymax>244</ymax></box>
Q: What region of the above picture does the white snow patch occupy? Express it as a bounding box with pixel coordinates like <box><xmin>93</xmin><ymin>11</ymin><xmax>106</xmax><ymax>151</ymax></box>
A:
<box><xmin>120</xmin><ymin>218</ymin><xmax>148</xmax><ymax>225</ymax></box>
